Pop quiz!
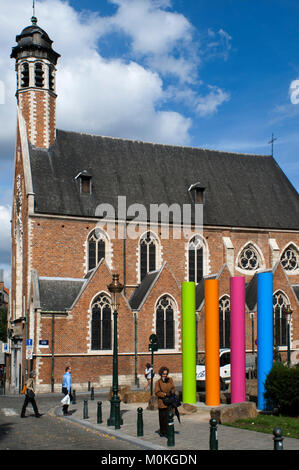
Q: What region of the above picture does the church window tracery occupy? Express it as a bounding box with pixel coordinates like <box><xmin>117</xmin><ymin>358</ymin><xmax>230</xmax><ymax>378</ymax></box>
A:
<box><xmin>91</xmin><ymin>293</ymin><xmax>112</xmax><ymax>350</ymax></box>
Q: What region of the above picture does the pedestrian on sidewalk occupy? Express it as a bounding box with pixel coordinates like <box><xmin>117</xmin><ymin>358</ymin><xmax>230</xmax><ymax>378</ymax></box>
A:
<box><xmin>155</xmin><ymin>366</ymin><xmax>176</xmax><ymax>438</ymax></box>
<box><xmin>20</xmin><ymin>371</ymin><xmax>42</xmax><ymax>418</ymax></box>
<box><xmin>62</xmin><ymin>366</ymin><xmax>73</xmax><ymax>416</ymax></box>
<box><xmin>144</xmin><ymin>363</ymin><xmax>154</xmax><ymax>391</ymax></box>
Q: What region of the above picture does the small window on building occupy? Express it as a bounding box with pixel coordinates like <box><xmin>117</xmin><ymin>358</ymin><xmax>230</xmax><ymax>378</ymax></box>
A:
<box><xmin>76</xmin><ymin>171</ymin><xmax>92</xmax><ymax>195</ymax></box>
<box><xmin>188</xmin><ymin>235</ymin><xmax>203</xmax><ymax>284</ymax></box>
<box><xmin>238</xmin><ymin>243</ymin><xmax>260</xmax><ymax>271</ymax></box>
<box><xmin>273</xmin><ymin>291</ymin><xmax>288</xmax><ymax>347</ymax></box>
<box><xmin>35</xmin><ymin>62</ymin><xmax>44</xmax><ymax>88</ymax></box>
<box><xmin>49</xmin><ymin>65</ymin><xmax>55</xmax><ymax>91</ymax></box>
<box><xmin>219</xmin><ymin>295</ymin><xmax>230</xmax><ymax>349</ymax></box>
<box><xmin>140</xmin><ymin>232</ymin><xmax>157</xmax><ymax>281</ymax></box>
<box><xmin>188</xmin><ymin>183</ymin><xmax>205</xmax><ymax>204</ymax></box>
<box><xmin>21</xmin><ymin>62</ymin><xmax>29</xmax><ymax>88</ymax></box>
<box><xmin>281</xmin><ymin>244</ymin><xmax>298</xmax><ymax>272</ymax></box>
<box><xmin>88</xmin><ymin>229</ymin><xmax>106</xmax><ymax>271</ymax></box>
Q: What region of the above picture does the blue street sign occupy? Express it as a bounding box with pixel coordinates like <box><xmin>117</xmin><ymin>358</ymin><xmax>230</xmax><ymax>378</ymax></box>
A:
<box><xmin>26</xmin><ymin>339</ymin><xmax>33</xmax><ymax>346</ymax></box>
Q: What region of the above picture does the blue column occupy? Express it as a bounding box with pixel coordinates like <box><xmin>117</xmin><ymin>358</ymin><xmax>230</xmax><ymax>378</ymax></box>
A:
<box><xmin>257</xmin><ymin>272</ymin><xmax>273</xmax><ymax>411</ymax></box>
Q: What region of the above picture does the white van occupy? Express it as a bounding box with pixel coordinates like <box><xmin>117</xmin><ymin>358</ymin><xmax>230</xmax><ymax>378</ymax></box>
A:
<box><xmin>196</xmin><ymin>349</ymin><xmax>231</xmax><ymax>390</ymax></box>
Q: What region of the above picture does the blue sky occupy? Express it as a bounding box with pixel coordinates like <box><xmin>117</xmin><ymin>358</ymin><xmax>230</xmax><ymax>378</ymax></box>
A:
<box><xmin>0</xmin><ymin>0</ymin><xmax>298</xmax><ymax>286</ymax></box>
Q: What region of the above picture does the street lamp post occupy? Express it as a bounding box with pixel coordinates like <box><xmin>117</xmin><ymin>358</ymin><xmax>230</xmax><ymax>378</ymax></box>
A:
<box><xmin>107</xmin><ymin>274</ymin><xmax>124</xmax><ymax>429</ymax></box>
<box><xmin>285</xmin><ymin>304</ymin><xmax>293</xmax><ymax>368</ymax></box>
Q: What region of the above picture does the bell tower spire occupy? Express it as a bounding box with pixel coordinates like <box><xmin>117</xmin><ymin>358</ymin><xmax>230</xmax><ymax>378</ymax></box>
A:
<box><xmin>32</xmin><ymin>0</ymin><xmax>37</xmax><ymax>25</ymax></box>
<box><xmin>11</xmin><ymin>13</ymin><xmax>60</xmax><ymax>148</ymax></box>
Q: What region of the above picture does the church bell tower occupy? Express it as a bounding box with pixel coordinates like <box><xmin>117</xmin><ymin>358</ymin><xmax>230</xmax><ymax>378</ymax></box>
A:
<box><xmin>11</xmin><ymin>14</ymin><xmax>60</xmax><ymax>148</ymax></box>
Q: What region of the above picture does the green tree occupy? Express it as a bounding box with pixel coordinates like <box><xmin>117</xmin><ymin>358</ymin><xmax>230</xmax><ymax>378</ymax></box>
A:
<box><xmin>0</xmin><ymin>306</ymin><xmax>7</xmax><ymax>342</ymax></box>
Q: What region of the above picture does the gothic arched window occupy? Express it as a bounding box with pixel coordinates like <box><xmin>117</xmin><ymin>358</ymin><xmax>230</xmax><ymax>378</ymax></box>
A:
<box><xmin>281</xmin><ymin>244</ymin><xmax>299</xmax><ymax>272</ymax></box>
<box><xmin>238</xmin><ymin>243</ymin><xmax>260</xmax><ymax>271</ymax></box>
<box><xmin>88</xmin><ymin>229</ymin><xmax>106</xmax><ymax>271</ymax></box>
<box><xmin>219</xmin><ymin>295</ymin><xmax>230</xmax><ymax>349</ymax></box>
<box><xmin>156</xmin><ymin>295</ymin><xmax>175</xmax><ymax>350</ymax></box>
<box><xmin>188</xmin><ymin>235</ymin><xmax>203</xmax><ymax>283</ymax></box>
<box><xmin>140</xmin><ymin>232</ymin><xmax>157</xmax><ymax>281</ymax></box>
<box><xmin>35</xmin><ymin>62</ymin><xmax>44</xmax><ymax>88</ymax></box>
<box><xmin>91</xmin><ymin>293</ymin><xmax>112</xmax><ymax>350</ymax></box>
<box><xmin>273</xmin><ymin>291</ymin><xmax>288</xmax><ymax>347</ymax></box>
<box><xmin>21</xmin><ymin>62</ymin><xmax>29</xmax><ymax>88</ymax></box>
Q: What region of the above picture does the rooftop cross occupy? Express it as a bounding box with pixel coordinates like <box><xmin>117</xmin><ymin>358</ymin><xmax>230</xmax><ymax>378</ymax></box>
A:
<box><xmin>268</xmin><ymin>133</ymin><xmax>277</xmax><ymax>157</ymax></box>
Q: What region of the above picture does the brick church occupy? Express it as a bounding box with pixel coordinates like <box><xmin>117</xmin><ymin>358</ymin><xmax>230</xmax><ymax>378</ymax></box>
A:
<box><xmin>8</xmin><ymin>15</ymin><xmax>299</xmax><ymax>393</ymax></box>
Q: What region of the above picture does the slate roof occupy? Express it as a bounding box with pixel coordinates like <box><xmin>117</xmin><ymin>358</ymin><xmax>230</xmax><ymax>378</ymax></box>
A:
<box><xmin>29</xmin><ymin>129</ymin><xmax>299</xmax><ymax>229</ymax></box>
<box><xmin>292</xmin><ymin>285</ymin><xmax>299</xmax><ymax>303</ymax></box>
<box><xmin>129</xmin><ymin>270</ymin><xmax>161</xmax><ymax>310</ymax></box>
<box><xmin>38</xmin><ymin>277</ymin><xmax>85</xmax><ymax>312</ymax></box>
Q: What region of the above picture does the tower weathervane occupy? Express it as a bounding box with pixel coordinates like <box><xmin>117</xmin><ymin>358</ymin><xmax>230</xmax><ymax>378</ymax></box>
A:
<box><xmin>31</xmin><ymin>0</ymin><xmax>37</xmax><ymax>25</ymax></box>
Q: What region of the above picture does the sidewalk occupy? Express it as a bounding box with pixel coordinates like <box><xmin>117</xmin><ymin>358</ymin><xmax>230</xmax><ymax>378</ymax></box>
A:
<box><xmin>54</xmin><ymin>393</ymin><xmax>299</xmax><ymax>451</ymax></box>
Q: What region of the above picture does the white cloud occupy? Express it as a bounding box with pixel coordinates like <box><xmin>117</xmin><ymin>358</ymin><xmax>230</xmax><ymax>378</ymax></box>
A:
<box><xmin>0</xmin><ymin>0</ymin><xmax>194</xmax><ymax>146</ymax></box>
<box><xmin>196</xmin><ymin>86</ymin><xmax>230</xmax><ymax>116</ymax></box>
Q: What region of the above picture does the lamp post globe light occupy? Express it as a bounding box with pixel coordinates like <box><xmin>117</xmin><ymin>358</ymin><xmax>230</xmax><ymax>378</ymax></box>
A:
<box><xmin>107</xmin><ymin>274</ymin><xmax>124</xmax><ymax>429</ymax></box>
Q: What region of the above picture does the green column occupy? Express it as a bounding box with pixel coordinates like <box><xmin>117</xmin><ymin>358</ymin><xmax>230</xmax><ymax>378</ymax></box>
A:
<box><xmin>181</xmin><ymin>282</ymin><xmax>196</xmax><ymax>404</ymax></box>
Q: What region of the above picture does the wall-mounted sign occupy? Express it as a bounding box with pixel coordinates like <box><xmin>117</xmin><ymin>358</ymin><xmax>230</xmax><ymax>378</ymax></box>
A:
<box><xmin>39</xmin><ymin>340</ymin><xmax>49</xmax><ymax>348</ymax></box>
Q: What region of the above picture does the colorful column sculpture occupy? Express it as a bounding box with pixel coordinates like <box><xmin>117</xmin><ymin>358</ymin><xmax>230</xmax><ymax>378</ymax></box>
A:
<box><xmin>181</xmin><ymin>282</ymin><xmax>197</xmax><ymax>404</ymax></box>
<box><xmin>205</xmin><ymin>279</ymin><xmax>220</xmax><ymax>406</ymax></box>
<box><xmin>257</xmin><ymin>272</ymin><xmax>273</xmax><ymax>411</ymax></box>
<box><xmin>230</xmin><ymin>276</ymin><xmax>246</xmax><ymax>403</ymax></box>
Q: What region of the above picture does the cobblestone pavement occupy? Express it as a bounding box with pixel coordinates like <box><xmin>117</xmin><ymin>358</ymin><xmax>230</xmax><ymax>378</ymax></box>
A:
<box><xmin>0</xmin><ymin>394</ymin><xmax>144</xmax><ymax>451</ymax></box>
<box><xmin>55</xmin><ymin>392</ymin><xmax>299</xmax><ymax>451</ymax></box>
<box><xmin>1</xmin><ymin>391</ymin><xmax>298</xmax><ymax>453</ymax></box>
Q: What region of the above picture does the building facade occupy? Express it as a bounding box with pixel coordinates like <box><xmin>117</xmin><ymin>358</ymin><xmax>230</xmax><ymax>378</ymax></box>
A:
<box><xmin>8</xmin><ymin>17</ymin><xmax>299</xmax><ymax>393</ymax></box>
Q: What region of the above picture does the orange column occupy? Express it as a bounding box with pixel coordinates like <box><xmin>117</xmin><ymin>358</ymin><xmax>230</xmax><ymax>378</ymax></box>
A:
<box><xmin>205</xmin><ymin>279</ymin><xmax>220</xmax><ymax>406</ymax></box>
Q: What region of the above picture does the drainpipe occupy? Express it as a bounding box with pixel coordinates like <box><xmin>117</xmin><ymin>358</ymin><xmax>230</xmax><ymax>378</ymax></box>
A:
<box><xmin>134</xmin><ymin>312</ymin><xmax>139</xmax><ymax>388</ymax></box>
<box><xmin>51</xmin><ymin>313</ymin><xmax>55</xmax><ymax>393</ymax></box>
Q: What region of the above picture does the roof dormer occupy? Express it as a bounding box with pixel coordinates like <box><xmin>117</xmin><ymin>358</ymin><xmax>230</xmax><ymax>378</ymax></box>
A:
<box><xmin>188</xmin><ymin>182</ymin><xmax>206</xmax><ymax>204</ymax></box>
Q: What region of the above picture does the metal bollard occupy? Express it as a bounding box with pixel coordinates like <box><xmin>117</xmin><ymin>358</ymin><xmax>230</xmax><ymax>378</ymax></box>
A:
<box><xmin>91</xmin><ymin>387</ymin><xmax>94</xmax><ymax>400</ymax></box>
<box><xmin>72</xmin><ymin>390</ymin><xmax>76</xmax><ymax>405</ymax></box>
<box><xmin>137</xmin><ymin>407</ymin><xmax>143</xmax><ymax>437</ymax></box>
<box><xmin>273</xmin><ymin>427</ymin><xmax>284</xmax><ymax>450</ymax></box>
<box><xmin>88</xmin><ymin>381</ymin><xmax>91</xmax><ymax>391</ymax></box>
<box><xmin>167</xmin><ymin>410</ymin><xmax>175</xmax><ymax>447</ymax></box>
<box><xmin>97</xmin><ymin>401</ymin><xmax>103</xmax><ymax>424</ymax></box>
<box><xmin>83</xmin><ymin>400</ymin><xmax>89</xmax><ymax>419</ymax></box>
<box><xmin>209</xmin><ymin>418</ymin><xmax>218</xmax><ymax>450</ymax></box>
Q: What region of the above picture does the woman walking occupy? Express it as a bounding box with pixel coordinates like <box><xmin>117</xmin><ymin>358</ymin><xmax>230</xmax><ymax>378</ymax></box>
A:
<box><xmin>20</xmin><ymin>371</ymin><xmax>42</xmax><ymax>418</ymax></box>
<box><xmin>154</xmin><ymin>366</ymin><xmax>176</xmax><ymax>437</ymax></box>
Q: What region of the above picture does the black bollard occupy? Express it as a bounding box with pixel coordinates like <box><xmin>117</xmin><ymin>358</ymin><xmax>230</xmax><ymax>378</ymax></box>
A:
<box><xmin>83</xmin><ymin>400</ymin><xmax>89</xmax><ymax>419</ymax></box>
<box><xmin>91</xmin><ymin>387</ymin><xmax>94</xmax><ymax>400</ymax></box>
<box><xmin>137</xmin><ymin>407</ymin><xmax>143</xmax><ymax>437</ymax></box>
<box><xmin>72</xmin><ymin>390</ymin><xmax>76</xmax><ymax>405</ymax></box>
<box><xmin>88</xmin><ymin>381</ymin><xmax>91</xmax><ymax>391</ymax></box>
<box><xmin>209</xmin><ymin>418</ymin><xmax>218</xmax><ymax>450</ymax></box>
<box><xmin>167</xmin><ymin>410</ymin><xmax>175</xmax><ymax>447</ymax></box>
<box><xmin>97</xmin><ymin>401</ymin><xmax>103</xmax><ymax>424</ymax></box>
<box><xmin>273</xmin><ymin>427</ymin><xmax>284</xmax><ymax>450</ymax></box>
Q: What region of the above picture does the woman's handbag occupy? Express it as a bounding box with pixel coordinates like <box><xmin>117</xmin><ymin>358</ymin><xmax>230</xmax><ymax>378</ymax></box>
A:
<box><xmin>26</xmin><ymin>389</ymin><xmax>35</xmax><ymax>399</ymax></box>
<box><xmin>21</xmin><ymin>384</ymin><xmax>27</xmax><ymax>395</ymax></box>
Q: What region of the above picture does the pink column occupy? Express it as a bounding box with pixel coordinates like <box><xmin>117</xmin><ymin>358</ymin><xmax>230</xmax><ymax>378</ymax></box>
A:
<box><xmin>230</xmin><ymin>276</ymin><xmax>246</xmax><ymax>403</ymax></box>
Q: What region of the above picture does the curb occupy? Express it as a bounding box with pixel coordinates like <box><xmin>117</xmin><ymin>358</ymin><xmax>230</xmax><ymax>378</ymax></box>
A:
<box><xmin>53</xmin><ymin>406</ymin><xmax>167</xmax><ymax>451</ymax></box>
